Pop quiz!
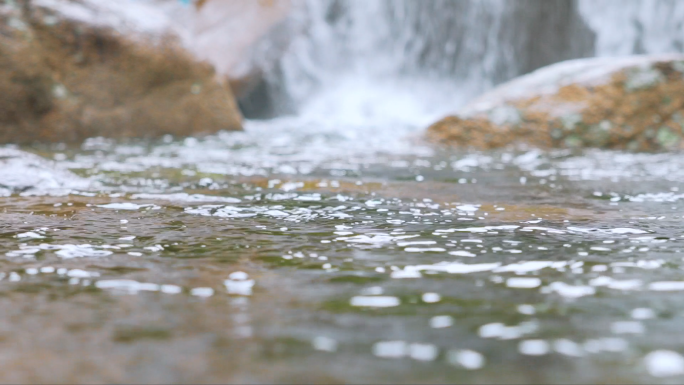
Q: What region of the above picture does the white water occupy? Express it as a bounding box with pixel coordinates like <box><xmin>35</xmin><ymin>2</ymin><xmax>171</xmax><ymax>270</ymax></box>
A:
<box><xmin>248</xmin><ymin>0</ymin><xmax>684</xmax><ymax>130</ymax></box>
<box><xmin>579</xmin><ymin>0</ymin><xmax>684</xmax><ymax>56</ymax></box>
<box><xmin>265</xmin><ymin>0</ymin><xmax>513</xmax><ymax>123</ymax></box>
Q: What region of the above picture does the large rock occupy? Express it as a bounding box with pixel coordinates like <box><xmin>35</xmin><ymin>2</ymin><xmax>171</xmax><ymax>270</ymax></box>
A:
<box><xmin>0</xmin><ymin>0</ymin><xmax>243</xmax><ymax>144</ymax></box>
<box><xmin>191</xmin><ymin>0</ymin><xmax>295</xmax><ymax>117</ymax></box>
<box><xmin>427</xmin><ymin>54</ymin><xmax>684</xmax><ymax>151</ymax></box>
<box><xmin>191</xmin><ymin>0</ymin><xmax>292</xmax><ymax>88</ymax></box>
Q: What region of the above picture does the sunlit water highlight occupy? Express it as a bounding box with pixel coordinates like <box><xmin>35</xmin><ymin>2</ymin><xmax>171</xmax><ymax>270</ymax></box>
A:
<box><xmin>4</xmin><ymin>119</ymin><xmax>684</xmax><ymax>383</ymax></box>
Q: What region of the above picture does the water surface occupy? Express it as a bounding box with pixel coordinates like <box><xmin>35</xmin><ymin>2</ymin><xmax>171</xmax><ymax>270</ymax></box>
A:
<box><xmin>3</xmin><ymin>120</ymin><xmax>684</xmax><ymax>383</ymax></box>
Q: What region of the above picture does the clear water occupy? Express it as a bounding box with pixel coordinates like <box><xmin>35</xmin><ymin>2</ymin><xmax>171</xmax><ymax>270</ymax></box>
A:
<box><xmin>4</xmin><ymin>118</ymin><xmax>684</xmax><ymax>383</ymax></box>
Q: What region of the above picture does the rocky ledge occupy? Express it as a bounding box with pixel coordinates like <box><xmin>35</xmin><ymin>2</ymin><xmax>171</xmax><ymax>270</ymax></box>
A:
<box><xmin>428</xmin><ymin>54</ymin><xmax>684</xmax><ymax>151</ymax></box>
<box><xmin>0</xmin><ymin>0</ymin><xmax>242</xmax><ymax>144</ymax></box>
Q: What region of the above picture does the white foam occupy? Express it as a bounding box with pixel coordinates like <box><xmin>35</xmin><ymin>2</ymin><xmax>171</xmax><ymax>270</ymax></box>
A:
<box><xmin>390</xmin><ymin>270</ymin><xmax>423</xmax><ymax>279</ymax></box>
<box><xmin>224</xmin><ymin>273</ymin><xmax>255</xmax><ymax>296</ymax></box>
<box><xmin>607</xmin><ymin>228</ymin><xmax>649</xmax><ymax>234</ymax></box>
<box><xmin>228</xmin><ymin>271</ymin><xmax>249</xmax><ymax>281</ymax></box>
<box><xmin>494</xmin><ymin>261</ymin><xmax>557</xmax><ymax>274</ymax></box>
<box><xmin>517</xmin><ymin>304</ymin><xmax>536</xmax><ymax>315</ymax></box>
<box><xmin>190</xmin><ymin>287</ymin><xmax>214</xmax><ymax>298</ymax></box>
<box><xmin>478</xmin><ymin>322</ymin><xmax>534</xmax><ymax>340</ymax></box>
<box><xmin>649</xmin><ymin>282</ymin><xmax>684</xmax><ymax>291</ymax></box>
<box><xmin>372</xmin><ymin>341</ymin><xmax>407</xmax><ymax>358</ymax></box>
<box><xmin>405</xmin><ymin>247</ymin><xmax>446</xmax><ymax>253</ymax></box>
<box><xmin>553</xmin><ymin>339</ymin><xmax>584</xmax><ymax>357</ymax></box>
<box><xmin>456</xmin><ymin>205</ymin><xmax>480</xmax><ymax>212</ymax></box>
<box><xmin>479</xmin><ymin>323</ymin><xmax>508</xmax><ymax>338</ymax></box>
<box><xmin>544</xmin><ymin>282</ymin><xmax>596</xmax><ymax>298</ymax></box>
<box><xmin>448</xmin><ymin>350</ymin><xmax>485</xmax><ymax>370</ymax></box>
<box><xmin>97</xmin><ymin>203</ymin><xmax>153</xmax><ymax>211</ymax></box>
<box><xmin>567</xmin><ymin>227</ymin><xmax>648</xmax><ymax>235</ymax></box>
<box><xmin>452</xmin><ymin>226</ymin><xmax>520</xmax><ymax>233</ymax></box>
<box><xmin>265</xmin><ymin>210</ymin><xmax>289</xmax><ymax>217</ymax></box>
<box><xmin>312</xmin><ymin>336</ymin><xmax>338</xmax><ymax>352</ymax></box>
<box><xmin>3</xmin><ymin>243</ymin><xmax>116</xmax><ymax>260</ymax></box>
<box><xmin>350</xmin><ymin>296</ymin><xmax>400</xmax><ymax>308</ymax></box>
<box><xmin>631</xmin><ymin>308</ymin><xmax>656</xmax><ymax>320</ymax></box>
<box><xmin>589</xmin><ymin>276</ymin><xmax>643</xmax><ymax>291</ymax></box>
<box><xmin>506</xmin><ymin>277</ymin><xmax>542</xmax><ymax>289</ymax></box>
<box><xmin>67</xmin><ymin>269</ymin><xmax>99</xmax><ymax>278</ymax></box>
<box><xmin>448</xmin><ymin>250</ymin><xmax>477</xmax><ymax>258</ymax></box>
<box><xmin>422</xmin><ymin>293</ymin><xmax>441</xmax><ymax>303</ymax></box>
<box><xmin>96</xmin><ymin>279</ymin><xmax>160</xmax><ymax>294</ymax></box>
<box><xmin>521</xmin><ymin>226</ymin><xmax>566</xmax><ymax>234</ymax></box>
<box><xmin>397</xmin><ymin>241</ymin><xmax>437</xmax><ymax>247</ymax></box>
<box><xmin>16</xmin><ymin>232</ymin><xmax>44</xmax><ymax>239</ymax></box>
<box><xmin>644</xmin><ymin>350</ymin><xmax>684</xmax><ymax>377</ymax></box>
<box><xmin>409</xmin><ymin>343</ymin><xmax>439</xmax><ymax>361</ymax></box>
<box><xmin>131</xmin><ymin>193</ymin><xmax>240</xmax><ymax>203</ymax></box>
<box><xmin>405</xmin><ymin>262</ymin><xmax>501</xmax><ymax>275</ymax></box>
<box><xmin>6</xmin><ymin>243</ymin><xmax>117</xmax><ymax>259</ymax></box>
<box><xmin>519</xmin><ymin>340</ymin><xmax>550</xmax><ymax>356</ymax></box>
<box><xmin>430</xmin><ymin>315</ymin><xmax>454</xmax><ymax>329</ymax></box>
<box><xmin>160</xmin><ymin>284</ymin><xmax>182</xmax><ymax>294</ymax></box>
<box><xmin>0</xmin><ymin>148</ymin><xmax>92</xmax><ymax>194</ymax></box>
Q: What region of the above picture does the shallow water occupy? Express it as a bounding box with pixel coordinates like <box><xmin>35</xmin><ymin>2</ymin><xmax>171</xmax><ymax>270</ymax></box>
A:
<box><xmin>4</xmin><ymin>119</ymin><xmax>684</xmax><ymax>383</ymax></box>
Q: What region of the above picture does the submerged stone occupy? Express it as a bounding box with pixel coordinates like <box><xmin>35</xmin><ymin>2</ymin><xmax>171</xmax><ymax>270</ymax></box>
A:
<box><xmin>427</xmin><ymin>54</ymin><xmax>684</xmax><ymax>151</ymax></box>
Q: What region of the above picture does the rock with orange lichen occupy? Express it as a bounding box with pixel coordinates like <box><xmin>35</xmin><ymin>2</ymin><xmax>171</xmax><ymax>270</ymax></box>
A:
<box><xmin>0</xmin><ymin>0</ymin><xmax>243</xmax><ymax>144</ymax></box>
<box><xmin>428</xmin><ymin>54</ymin><xmax>684</xmax><ymax>151</ymax></box>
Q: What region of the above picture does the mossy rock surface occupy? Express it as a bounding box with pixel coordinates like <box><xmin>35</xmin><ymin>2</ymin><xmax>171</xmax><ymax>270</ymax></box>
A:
<box><xmin>428</xmin><ymin>55</ymin><xmax>684</xmax><ymax>151</ymax></box>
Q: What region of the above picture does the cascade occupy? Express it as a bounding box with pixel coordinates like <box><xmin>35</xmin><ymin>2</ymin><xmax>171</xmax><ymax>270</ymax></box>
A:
<box><xmin>240</xmin><ymin>0</ymin><xmax>684</xmax><ymax>125</ymax></box>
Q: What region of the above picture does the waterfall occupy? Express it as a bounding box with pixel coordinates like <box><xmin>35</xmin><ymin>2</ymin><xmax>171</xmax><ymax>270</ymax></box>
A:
<box><xmin>240</xmin><ymin>0</ymin><xmax>684</xmax><ymax>125</ymax></box>
<box><xmin>578</xmin><ymin>0</ymin><xmax>684</xmax><ymax>56</ymax></box>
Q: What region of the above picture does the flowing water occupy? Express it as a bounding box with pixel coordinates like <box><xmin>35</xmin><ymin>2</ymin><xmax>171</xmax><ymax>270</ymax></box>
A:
<box><xmin>6</xmin><ymin>125</ymin><xmax>684</xmax><ymax>383</ymax></box>
<box><xmin>6</xmin><ymin>0</ymin><xmax>684</xmax><ymax>383</ymax></box>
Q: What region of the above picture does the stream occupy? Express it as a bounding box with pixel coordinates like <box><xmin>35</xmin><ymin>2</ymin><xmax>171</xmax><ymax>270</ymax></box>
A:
<box><xmin>3</xmin><ymin>116</ymin><xmax>684</xmax><ymax>383</ymax></box>
<box><xmin>5</xmin><ymin>0</ymin><xmax>684</xmax><ymax>382</ymax></box>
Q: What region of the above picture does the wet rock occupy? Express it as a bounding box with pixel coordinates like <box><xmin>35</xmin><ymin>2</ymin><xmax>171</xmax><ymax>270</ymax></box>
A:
<box><xmin>427</xmin><ymin>54</ymin><xmax>684</xmax><ymax>151</ymax></box>
<box><xmin>190</xmin><ymin>0</ymin><xmax>295</xmax><ymax>118</ymax></box>
<box><xmin>192</xmin><ymin>0</ymin><xmax>292</xmax><ymax>85</ymax></box>
<box><xmin>0</xmin><ymin>0</ymin><xmax>242</xmax><ymax>144</ymax></box>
